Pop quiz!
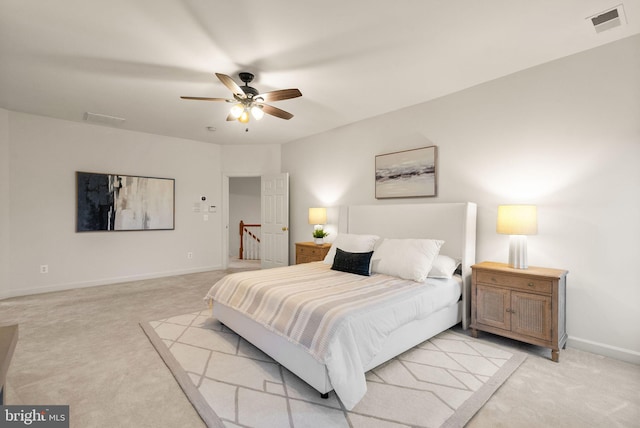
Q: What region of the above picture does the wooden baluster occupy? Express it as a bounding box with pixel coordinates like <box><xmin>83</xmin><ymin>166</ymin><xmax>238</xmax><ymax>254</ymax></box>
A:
<box><xmin>239</xmin><ymin>220</ymin><xmax>245</xmax><ymax>260</ymax></box>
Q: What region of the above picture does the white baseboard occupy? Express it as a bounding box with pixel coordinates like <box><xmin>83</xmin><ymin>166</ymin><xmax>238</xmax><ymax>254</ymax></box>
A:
<box><xmin>0</xmin><ymin>265</ymin><xmax>223</xmax><ymax>300</ymax></box>
<box><xmin>568</xmin><ymin>336</ymin><xmax>640</xmax><ymax>365</ymax></box>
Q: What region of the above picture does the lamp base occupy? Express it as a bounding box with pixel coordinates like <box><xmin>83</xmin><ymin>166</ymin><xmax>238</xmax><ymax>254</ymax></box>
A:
<box><xmin>508</xmin><ymin>235</ymin><xmax>528</xmax><ymax>269</ymax></box>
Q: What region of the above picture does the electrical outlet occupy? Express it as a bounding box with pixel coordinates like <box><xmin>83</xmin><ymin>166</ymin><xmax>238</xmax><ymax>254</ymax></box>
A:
<box><xmin>40</xmin><ymin>265</ymin><xmax>49</xmax><ymax>274</ymax></box>
<box><xmin>187</xmin><ymin>252</ymin><xmax>193</xmax><ymax>259</ymax></box>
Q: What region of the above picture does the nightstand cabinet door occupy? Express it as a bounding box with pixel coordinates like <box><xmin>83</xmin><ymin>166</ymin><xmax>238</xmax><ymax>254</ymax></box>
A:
<box><xmin>476</xmin><ymin>284</ymin><xmax>511</xmax><ymax>331</ymax></box>
<box><xmin>511</xmin><ymin>291</ymin><xmax>552</xmax><ymax>342</ymax></box>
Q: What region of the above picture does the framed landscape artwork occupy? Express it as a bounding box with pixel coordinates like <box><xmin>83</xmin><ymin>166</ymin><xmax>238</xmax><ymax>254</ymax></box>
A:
<box><xmin>76</xmin><ymin>171</ymin><xmax>175</xmax><ymax>232</ymax></box>
<box><xmin>375</xmin><ymin>146</ymin><xmax>437</xmax><ymax>199</ymax></box>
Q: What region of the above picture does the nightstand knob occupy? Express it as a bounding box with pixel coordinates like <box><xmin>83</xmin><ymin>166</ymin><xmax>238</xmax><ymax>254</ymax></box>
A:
<box><xmin>527</xmin><ymin>282</ymin><xmax>535</xmax><ymax>287</ymax></box>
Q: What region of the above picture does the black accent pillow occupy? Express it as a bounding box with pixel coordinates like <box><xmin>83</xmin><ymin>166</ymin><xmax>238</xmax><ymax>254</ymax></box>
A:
<box><xmin>331</xmin><ymin>248</ymin><xmax>374</xmax><ymax>276</ymax></box>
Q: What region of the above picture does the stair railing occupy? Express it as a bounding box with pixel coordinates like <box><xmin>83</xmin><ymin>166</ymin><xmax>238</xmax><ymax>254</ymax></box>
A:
<box><xmin>239</xmin><ymin>220</ymin><xmax>261</xmax><ymax>260</ymax></box>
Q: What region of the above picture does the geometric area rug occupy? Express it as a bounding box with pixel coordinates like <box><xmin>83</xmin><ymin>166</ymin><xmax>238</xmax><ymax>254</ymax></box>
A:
<box><xmin>140</xmin><ymin>310</ymin><xmax>526</xmax><ymax>428</ymax></box>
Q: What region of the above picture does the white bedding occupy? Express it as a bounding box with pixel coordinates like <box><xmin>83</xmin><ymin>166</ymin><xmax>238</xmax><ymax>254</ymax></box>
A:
<box><xmin>205</xmin><ymin>261</ymin><xmax>461</xmax><ymax>409</ymax></box>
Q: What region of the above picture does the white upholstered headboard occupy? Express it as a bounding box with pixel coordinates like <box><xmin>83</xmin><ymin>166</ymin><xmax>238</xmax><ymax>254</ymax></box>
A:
<box><xmin>338</xmin><ymin>202</ymin><xmax>477</xmax><ymax>329</ymax></box>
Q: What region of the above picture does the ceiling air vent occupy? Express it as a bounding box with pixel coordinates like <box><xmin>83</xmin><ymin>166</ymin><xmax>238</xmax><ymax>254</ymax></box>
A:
<box><xmin>588</xmin><ymin>4</ymin><xmax>626</xmax><ymax>33</ymax></box>
<box><xmin>83</xmin><ymin>112</ymin><xmax>126</xmax><ymax>126</ymax></box>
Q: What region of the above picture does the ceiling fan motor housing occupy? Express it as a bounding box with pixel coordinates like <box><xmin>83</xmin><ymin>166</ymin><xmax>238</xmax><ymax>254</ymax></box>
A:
<box><xmin>238</xmin><ymin>72</ymin><xmax>259</xmax><ymax>97</ymax></box>
<box><xmin>242</xmin><ymin>86</ymin><xmax>259</xmax><ymax>97</ymax></box>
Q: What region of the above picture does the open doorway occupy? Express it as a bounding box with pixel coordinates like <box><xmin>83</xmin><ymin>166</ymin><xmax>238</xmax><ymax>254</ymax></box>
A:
<box><xmin>228</xmin><ymin>176</ymin><xmax>261</xmax><ymax>269</ymax></box>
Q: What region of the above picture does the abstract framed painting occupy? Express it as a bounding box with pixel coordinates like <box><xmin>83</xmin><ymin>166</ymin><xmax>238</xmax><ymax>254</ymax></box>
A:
<box><xmin>375</xmin><ymin>146</ymin><xmax>437</xmax><ymax>199</ymax></box>
<box><xmin>76</xmin><ymin>171</ymin><xmax>175</xmax><ymax>232</ymax></box>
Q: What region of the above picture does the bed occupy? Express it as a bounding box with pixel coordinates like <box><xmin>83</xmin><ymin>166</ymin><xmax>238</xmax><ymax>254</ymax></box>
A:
<box><xmin>205</xmin><ymin>202</ymin><xmax>476</xmax><ymax>410</ymax></box>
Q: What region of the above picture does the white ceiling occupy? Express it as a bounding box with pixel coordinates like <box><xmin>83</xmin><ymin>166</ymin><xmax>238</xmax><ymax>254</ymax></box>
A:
<box><xmin>1</xmin><ymin>1</ymin><xmax>639</xmax><ymax>146</ymax></box>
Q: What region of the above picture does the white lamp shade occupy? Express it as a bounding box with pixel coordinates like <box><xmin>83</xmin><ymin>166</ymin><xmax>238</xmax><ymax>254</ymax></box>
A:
<box><xmin>238</xmin><ymin>110</ymin><xmax>250</xmax><ymax>123</ymax></box>
<box><xmin>308</xmin><ymin>207</ymin><xmax>327</xmax><ymax>225</ymax></box>
<box><xmin>251</xmin><ymin>105</ymin><xmax>264</xmax><ymax>120</ymax></box>
<box><xmin>497</xmin><ymin>205</ymin><xmax>537</xmax><ymax>235</ymax></box>
<box><xmin>229</xmin><ymin>104</ymin><xmax>243</xmax><ymax>119</ymax></box>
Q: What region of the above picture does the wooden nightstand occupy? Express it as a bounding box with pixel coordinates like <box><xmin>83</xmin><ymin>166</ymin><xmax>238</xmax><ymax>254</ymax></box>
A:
<box><xmin>295</xmin><ymin>242</ymin><xmax>331</xmax><ymax>264</ymax></box>
<box><xmin>470</xmin><ymin>261</ymin><xmax>568</xmax><ymax>362</ymax></box>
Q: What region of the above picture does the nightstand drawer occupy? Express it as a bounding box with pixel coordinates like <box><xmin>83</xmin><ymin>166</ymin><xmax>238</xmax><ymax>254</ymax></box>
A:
<box><xmin>297</xmin><ymin>246</ymin><xmax>324</xmax><ymax>257</ymax></box>
<box><xmin>295</xmin><ymin>242</ymin><xmax>331</xmax><ymax>264</ymax></box>
<box><xmin>476</xmin><ymin>271</ymin><xmax>552</xmax><ymax>294</ymax></box>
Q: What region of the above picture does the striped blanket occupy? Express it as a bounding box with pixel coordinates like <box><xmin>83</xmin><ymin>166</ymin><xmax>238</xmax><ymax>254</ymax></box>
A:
<box><xmin>205</xmin><ymin>262</ymin><xmax>461</xmax><ymax>409</ymax></box>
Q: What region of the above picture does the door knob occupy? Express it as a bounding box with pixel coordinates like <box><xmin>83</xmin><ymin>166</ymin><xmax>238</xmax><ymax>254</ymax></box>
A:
<box><xmin>282</xmin><ymin>227</ymin><xmax>288</xmax><ymax>231</ymax></box>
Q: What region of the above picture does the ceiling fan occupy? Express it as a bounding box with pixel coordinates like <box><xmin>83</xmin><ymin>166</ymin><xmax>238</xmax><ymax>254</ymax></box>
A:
<box><xmin>181</xmin><ymin>72</ymin><xmax>302</xmax><ymax>123</ymax></box>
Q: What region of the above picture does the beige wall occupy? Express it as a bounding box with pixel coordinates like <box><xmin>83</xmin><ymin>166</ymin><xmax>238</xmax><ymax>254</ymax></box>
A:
<box><xmin>221</xmin><ymin>144</ymin><xmax>281</xmax><ymax>173</ymax></box>
<box><xmin>282</xmin><ymin>35</ymin><xmax>640</xmax><ymax>362</ymax></box>
<box><xmin>2</xmin><ymin>112</ymin><xmax>225</xmax><ymax>297</ymax></box>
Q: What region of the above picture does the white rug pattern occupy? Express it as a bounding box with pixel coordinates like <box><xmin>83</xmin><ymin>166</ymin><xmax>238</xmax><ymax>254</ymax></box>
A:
<box><xmin>142</xmin><ymin>310</ymin><xmax>526</xmax><ymax>428</ymax></box>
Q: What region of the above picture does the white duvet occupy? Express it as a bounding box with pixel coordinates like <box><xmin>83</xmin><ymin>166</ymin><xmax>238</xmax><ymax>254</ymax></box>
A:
<box><xmin>205</xmin><ymin>262</ymin><xmax>461</xmax><ymax>409</ymax></box>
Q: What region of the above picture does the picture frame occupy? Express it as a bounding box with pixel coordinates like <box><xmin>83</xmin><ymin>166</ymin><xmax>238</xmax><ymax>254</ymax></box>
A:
<box><xmin>76</xmin><ymin>171</ymin><xmax>175</xmax><ymax>232</ymax></box>
<box><xmin>375</xmin><ymin>146</ymin><xmax>437</xmax><ymax>199</ymax></box>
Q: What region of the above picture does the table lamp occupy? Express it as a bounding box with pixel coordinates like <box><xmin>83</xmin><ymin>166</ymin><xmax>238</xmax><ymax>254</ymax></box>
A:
<box><xmin>308</xmin><ymin>207</ymin><xmax>327</xmax><ymax>244</ymax></box>
<box><xmin>497</xmin><ymin>205</ymin><xmax>537</xmax><ymax>269</ymax></box>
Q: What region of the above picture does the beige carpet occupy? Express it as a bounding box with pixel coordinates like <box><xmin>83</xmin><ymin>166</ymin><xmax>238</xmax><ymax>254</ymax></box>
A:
<box><xmin>142</xmin><ymin>310</ymin><xmax>526</xmax><ymax>428</ymax></box>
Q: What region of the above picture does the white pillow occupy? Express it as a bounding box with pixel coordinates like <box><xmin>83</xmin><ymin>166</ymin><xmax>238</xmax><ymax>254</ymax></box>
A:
<box><xmin>428</xmin><ymin>255</ymin><xmax>461</xmax><ymax>279</ymax></box>
<box><xmin>371</xmin><ymin>238</ymin><xmax>444</xmax><ymax>282</ymax></box>
<box><xmin>323</xmin><ymin>233</ymin><xmax>380</xmax><ymax>265</ymax></box>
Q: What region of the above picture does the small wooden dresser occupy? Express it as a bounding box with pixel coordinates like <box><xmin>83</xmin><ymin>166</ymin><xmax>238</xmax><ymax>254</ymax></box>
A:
<box><xmin>470</xmin><ymin>261</ymin><xmax>568</xmax><ymax>362</ymax></box>
<box><xmin>295</xmin><ymin>242</ymin><xmax>331</xmax><ymax>264</ymax></box>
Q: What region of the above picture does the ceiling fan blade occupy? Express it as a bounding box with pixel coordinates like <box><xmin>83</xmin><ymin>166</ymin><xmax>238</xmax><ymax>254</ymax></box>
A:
<box><xmin>257</xmin><ymin>88</ymin><xmax>302</xmax><ymax>102</ymax></box>
<box><xmin>261</xmin><ymin>104</ymin><xmax>294</xmax><ymax>120</ymax></box>
<box><xmin>215</xmin><ymin>73</ymin><xmax>245</xmax><ymax>98</ymax></box>
<box><xmin>180</xmin><ymin>96</ymin><xmax>231</xmax><ymax>102</ymax></box>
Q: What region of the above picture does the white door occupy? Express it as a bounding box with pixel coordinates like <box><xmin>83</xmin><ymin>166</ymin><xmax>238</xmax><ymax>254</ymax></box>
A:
<box><xmin>261</xmin><ymin>173</ymin><xmax>289</xmax><ymax>268</ymax></box>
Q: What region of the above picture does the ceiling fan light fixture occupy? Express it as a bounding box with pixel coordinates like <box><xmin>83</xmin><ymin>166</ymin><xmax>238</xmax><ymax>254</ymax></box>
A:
<box><xmin>229</xmin><ymin>104</ymin><xmax>244</xmax><ymax>119</ymax></box>
<box><xmin>181</xmin><ymin>72</ymin><xmax>301</xmax><ymax>123</ymax></box>
<box><xmin>251</xmin><ymin>105</ymin><xmax>264</xmax><ymax>120</ymax></box>
<box><xmin>238</xmin><ymin>110</ymin><xmax>250</xmax><ymax>123</ymax></box>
